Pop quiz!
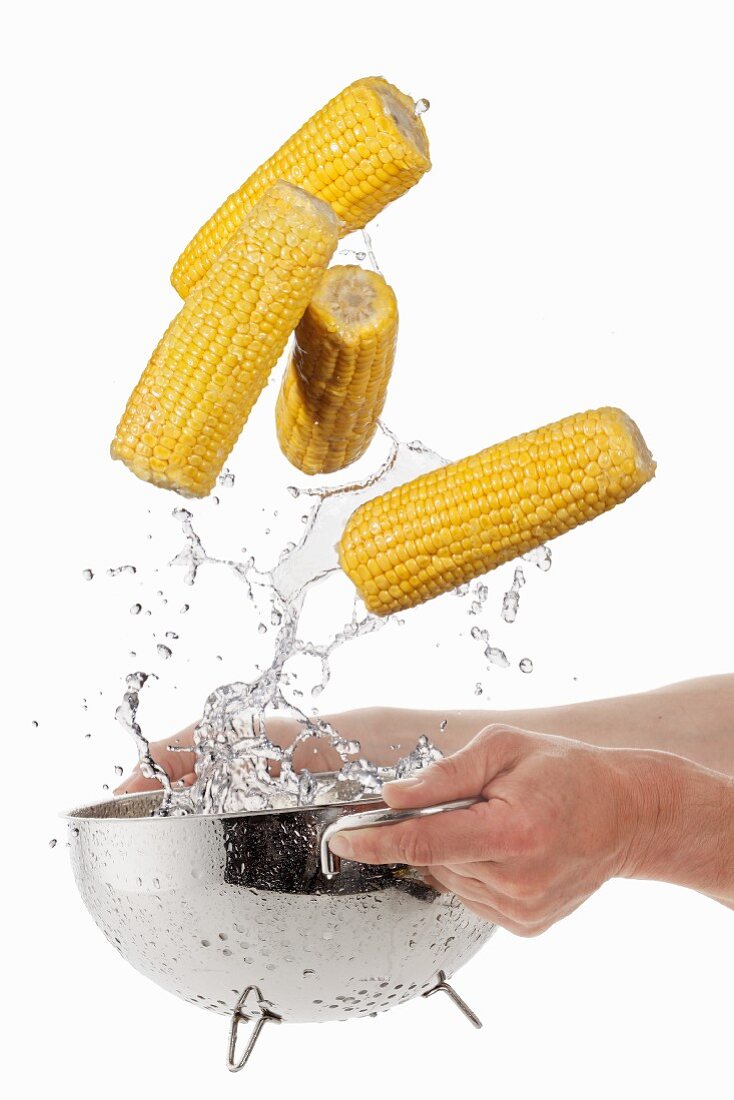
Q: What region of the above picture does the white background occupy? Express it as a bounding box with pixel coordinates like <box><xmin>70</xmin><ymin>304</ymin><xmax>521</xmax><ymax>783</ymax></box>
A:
<box><xmin>3</xmin><ymin>1</ymin><xmax>733</xmax><ymax>1097</ymax></box>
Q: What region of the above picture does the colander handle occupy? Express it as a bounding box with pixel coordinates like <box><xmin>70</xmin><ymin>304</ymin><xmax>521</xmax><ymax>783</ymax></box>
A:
<box><xmin>319</xmin><ymin>797</ymin><xmax>481</xmax><ymax>877</ymax></box>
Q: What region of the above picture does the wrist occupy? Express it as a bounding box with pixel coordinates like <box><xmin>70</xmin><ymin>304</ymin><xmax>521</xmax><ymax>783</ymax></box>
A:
<box><xmin>608</xmin><ymin>749</ymin><xmax>685</xmax><ymax>880</ymax></box>
<box><xmin>610</xmin><ymin>748</ymin><xmax>734</xmax><ymax>899</ymax></box>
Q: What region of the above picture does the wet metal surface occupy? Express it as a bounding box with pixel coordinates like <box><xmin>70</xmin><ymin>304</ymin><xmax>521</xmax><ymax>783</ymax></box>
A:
<box><xmin>66</xmin><ymin>792</ymin><xmax>495</xmax><ymax>1022</ymax></box>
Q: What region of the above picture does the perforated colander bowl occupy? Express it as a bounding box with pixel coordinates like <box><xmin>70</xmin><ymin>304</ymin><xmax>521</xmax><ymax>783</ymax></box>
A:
<box><xmin>65</xmin><ymin>790</ymin><xmax>495</xmax><ymax>1071</ymax></box>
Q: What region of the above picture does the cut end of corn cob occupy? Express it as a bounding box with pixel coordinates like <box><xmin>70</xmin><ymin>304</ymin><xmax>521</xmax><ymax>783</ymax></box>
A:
<box><xmin>171</xmin><ymin>76</ymin><xmax>431</xmax><ymax>298</ymax></box>
<box><xmin>111</xmin><ymin>182</ymin><xmax>339</xmax><ymax>497</ymax></box>
<box><xmin>275</xmin><ymin>265</ymin><xmax>398</xmax><ymax>475</ymax></box>
<box><xmin>338</xmin><ymin>407</ymin><xmax>656</xmax><ymax>616</ymax></box>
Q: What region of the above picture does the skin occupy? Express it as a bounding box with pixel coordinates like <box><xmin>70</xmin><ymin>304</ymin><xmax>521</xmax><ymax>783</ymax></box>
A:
<box><xmin>117</xmin><ymin>674</ymin><xmax>734</xmax><ymax>935</ymax></box>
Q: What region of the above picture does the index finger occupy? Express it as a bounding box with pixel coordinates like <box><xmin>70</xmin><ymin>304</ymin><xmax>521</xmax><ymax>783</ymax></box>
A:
<box><xmin>327</xmin><ymin>799</ymin><xmax>509</xmax><ymax>868</ymax></box>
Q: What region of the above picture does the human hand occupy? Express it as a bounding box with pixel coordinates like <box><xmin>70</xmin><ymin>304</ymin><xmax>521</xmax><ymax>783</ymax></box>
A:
<box><xmin>327</xmin><ymin>725</ymin><xmax>647</xmax><ymax>936</ymax></box>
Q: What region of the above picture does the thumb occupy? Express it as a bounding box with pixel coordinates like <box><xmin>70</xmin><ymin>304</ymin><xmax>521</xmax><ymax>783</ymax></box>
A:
<box><xmin>382</xmin><ymin>724</ymin><xmax>523</xmax><ymax>809</ymax></box>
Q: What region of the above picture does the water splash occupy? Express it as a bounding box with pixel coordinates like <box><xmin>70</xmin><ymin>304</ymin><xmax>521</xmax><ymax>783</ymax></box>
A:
<box><xmin>110</xmin><ymin>427</ymin><xmax>552</xmax><ymax>817</ymax></box>
<box><xmin>115</xmin><ymin>672</ymin><xmax>175</xmax><ymax>811</ymax></box>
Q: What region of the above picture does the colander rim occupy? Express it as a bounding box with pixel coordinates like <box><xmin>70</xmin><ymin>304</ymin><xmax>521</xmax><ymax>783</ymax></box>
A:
<box><xmin>61</xmin><ymin>787</ymin><xmax>387</xmax><ymax>824</ymax></box>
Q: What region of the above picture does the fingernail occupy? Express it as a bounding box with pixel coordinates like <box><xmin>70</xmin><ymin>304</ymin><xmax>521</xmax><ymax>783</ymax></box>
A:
<box><xmin>383</xmin><ymin>776</ymin><xmax>425</xmax><ymax>791</ymax></box>
<box><xmin>328</xmin><ymin>834</ymin><xmax>354</xmax><ymax>859</ymax></box>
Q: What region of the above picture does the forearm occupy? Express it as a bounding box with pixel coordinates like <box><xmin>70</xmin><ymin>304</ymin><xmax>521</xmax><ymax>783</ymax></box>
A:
<box><xmin>138</xmin><ymin>675</ymin><xmax>733</xmax><ymax>792</ymax></box>
<box><xmin>617</xmin><ymin>748</ymin><xmax>734</xmax><ymax>906</ymax></box>
<box><xmin>402</xmin><ymin>674</ymin><xmax>734</xmax><ymax>776</ymax></box>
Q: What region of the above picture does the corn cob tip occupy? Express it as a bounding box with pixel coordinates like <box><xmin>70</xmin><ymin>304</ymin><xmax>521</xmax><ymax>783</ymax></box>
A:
<box><xmin>338</xmin><ymin>406</ymin><xmax>655</xmax><ymax>616</ymax></box>
<box><xmin>311</xmin><ymin>264</ymin><xmax>397</xmax><ymax>339</ymax></box>
<box><xmin>611</xmin><ymin>407</ymin><xmax>656</xmax><ymax>482</ymax></box>
<box><xmin>363</xmin><ymin>76</ymin><xmax>431</xmax><ymax>166</ymax></box>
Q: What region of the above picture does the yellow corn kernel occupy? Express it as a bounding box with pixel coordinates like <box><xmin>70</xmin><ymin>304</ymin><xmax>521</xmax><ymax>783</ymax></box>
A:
<box><xmin>275</xmin><ymin>265</ymin><xmax>398</xmax><ymax>475</ymax></box>
<box><xmin>171</xmin><ymin>77</ymin><xmax>430</xmax><ymax>298</ymax></box>
<box><xmin>339</xmin><ymin>408</ymin><xmax>656</xmax><ymax>615</ymax></box>
<box><xmin>111</xmin><ymin>182</ymin><xmax>339</xmax><ymax>497</ymax></box>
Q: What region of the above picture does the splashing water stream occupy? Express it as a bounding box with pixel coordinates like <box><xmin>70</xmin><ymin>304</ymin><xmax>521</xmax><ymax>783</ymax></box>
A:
<box><xmin>108</xmin><ymin>426</ymin><xmax>551</xmax><ymax>818</ymax></box>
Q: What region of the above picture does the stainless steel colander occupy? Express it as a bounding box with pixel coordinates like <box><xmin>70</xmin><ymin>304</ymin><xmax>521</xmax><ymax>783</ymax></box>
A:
<box><xmin>65</xmin><ymin>789</ymin><xmax>495</xmax><ymax>1071</ymax></box>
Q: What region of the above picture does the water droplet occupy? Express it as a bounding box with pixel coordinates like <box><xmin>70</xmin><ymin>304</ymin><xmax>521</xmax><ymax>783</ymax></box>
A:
<box><xmin>48</xmin><ymin>838</ymin><xmax>57</xmax><ymax>849</ymax></box>
<box><xmin>157</xmin><ymin>644</ymin><xmax>172</xmax><ymax>660</ymax></box>
<box><xmin>102</xmin><ymin>783</ymin><xmax>109</xmax><ymax>791</ymax></box>
<box><xmin>130</xmin><ymin>603</ymin><xmax>142</xmax><ymax>615</ymax></box>
<box><xmin>31</xmin><ymin>719</ymin><xmax>38</xmax><ymax>728</ymax></box>
<box><xmin>212</xmin><ymin>496</ymin><xmax>220</xmax><ymax>506</ymax></box>
<box><xmin>84</xmin><ymin>733</ymin><xmax>91</xmax><ymax>740</ymax></box>
<box><xmin>501</xmin><ymin>590</ymin><xmax>519</xmax><ymax>623</ymax></box>
<box><xmin>114</xmin><ymin>765</ymin><xmax>124</xmax><ymax>777</ymax></box>
<box><xmin>107</xmin><ymin>564</ymin><xmax>137</xmax><ymax>577</ymax></box>
<box><xmin>474</xmin><ymin>683</ymin><xmax>483</xmax><ymax>695</ymax></box>
<box><xmin>287</xmin><ymin>486</ymin><xmax>299</xmax><ymax>498</ymax></box>
<box><xmin>524</xmin><ymin>546</ymin><xmax>552</xmax><ymax>571</ymax></box>
<box><xmin>82</xmin><ymin>568</ymin><xmax>94</xmax><ymax>581</ymax></box>
<box><xmin>414</xmin><ymin>97</ymin><xmax>430</xmax><ymax>115</ymax></box>
<box><xmin>519</xmin><ymin>658</ymin><xmax>534</xmax><ymax>674</ymax></box>
<box><xmin>218</xmin><ymin>469</ymin><xmax>236</xmax><ymax>488</ymax></box>
<box><xmin>165</xmin><ymin>631</ymin><xmax>179</xmax><ymax>640</ymax></box>
<box><xmin>257</xmin><ymin>623</ymin><xmax>267</xmax><ymax>635</ymax></box>
<box><xmin>486</xmin><ymin>645</ymin><xmax>510</xmax><ymax>668</ymax></box>
<box><xmin>180</xmin><ymin>604</ymin><xmax>190</xmax><ymax>614</ymax></box>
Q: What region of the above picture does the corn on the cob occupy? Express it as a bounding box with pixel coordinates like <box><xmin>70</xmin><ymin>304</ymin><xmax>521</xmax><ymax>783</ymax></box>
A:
<box><xmin>171</xmin><ymin>77</ymin><xmax>431</xmax><ymax>298</ymax></box>
<box><xmin>275</xmin><ymin>265</ymin><xmax>398</xmax><ymax>475</ymax></box>
<box><xmin>111</xmin><ymin>182</ymin><xmax>339</xmax><ymax>497</ymax></box>
<box><xmin>339</xmin><ymin>408</ymin><xmax>655</xmax><ymax>615</ymax></box>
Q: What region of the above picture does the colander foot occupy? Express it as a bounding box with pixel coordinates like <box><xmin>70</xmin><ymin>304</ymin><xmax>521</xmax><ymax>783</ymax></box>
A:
<box><xmin>422</xmin><ymin>970</ymin><xmax>482</xmax><ymax>1029</ymax></box>
<box><xmin>227</xmin><ymin>985</ymin><xmax>282</xmax><ymax>1072</ymax></box>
